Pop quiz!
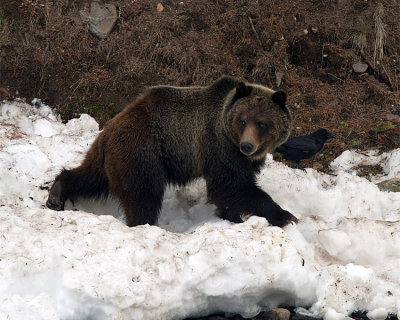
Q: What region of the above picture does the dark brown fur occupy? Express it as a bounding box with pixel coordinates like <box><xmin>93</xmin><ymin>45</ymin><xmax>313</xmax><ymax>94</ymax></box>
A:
<box><xmin>47</xmin><ymin>76</ymin><xmax>297</xmax><ymax>227</ymax></box>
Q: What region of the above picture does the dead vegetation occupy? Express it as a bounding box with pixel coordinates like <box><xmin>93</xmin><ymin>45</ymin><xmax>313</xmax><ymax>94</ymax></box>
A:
<box><xmin>0</xmin><ymin>0</ymin><xmax>399</xmax><ymax>170</ymax></box>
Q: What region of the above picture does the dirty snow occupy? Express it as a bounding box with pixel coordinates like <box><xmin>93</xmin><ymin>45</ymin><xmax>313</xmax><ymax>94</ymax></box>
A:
<box><xmin>1</xmin><ymin>100</ymin><xmax>399</xmax><ymax>320</ymax></box>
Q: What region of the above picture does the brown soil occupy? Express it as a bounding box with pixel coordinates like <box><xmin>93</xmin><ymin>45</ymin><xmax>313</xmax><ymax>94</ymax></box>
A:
<box><xmin>1</xmin><ymin>0</ymin><xmax>400</xmax><ymax>172</ymax></box>
<box><xmin>0</xmin><ymin>1</ymin><xmax>399</xmax><ymax>317</ymax></box>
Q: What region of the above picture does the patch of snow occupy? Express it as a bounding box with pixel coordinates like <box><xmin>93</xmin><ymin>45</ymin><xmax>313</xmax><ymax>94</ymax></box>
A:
<box><xmin>1</xmin><ymin>100</ymin><xmax>400</xmax><ymax>320</ymax></box>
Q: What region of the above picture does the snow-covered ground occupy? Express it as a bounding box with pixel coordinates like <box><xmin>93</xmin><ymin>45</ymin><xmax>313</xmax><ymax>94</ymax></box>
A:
<box><xmin>0</xmin><ymin>99</ymin><xmax>399</xmax><ymax>320</ymax></box>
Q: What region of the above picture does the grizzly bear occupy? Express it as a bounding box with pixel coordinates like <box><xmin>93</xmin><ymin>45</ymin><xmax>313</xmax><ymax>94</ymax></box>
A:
<box><xmin>47</xmin><ymin>76</ymin><xmax>297</xmax><ymax>227</ymax></box>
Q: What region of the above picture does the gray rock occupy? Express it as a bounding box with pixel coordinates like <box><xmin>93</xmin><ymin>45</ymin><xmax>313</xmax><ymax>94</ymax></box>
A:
<box><xmin>80</xmin><ymin>2</ymin><xmax>117</xmax><ymax>39</ymax></box>
<box><xmin>352</xmin><ymin>62</ymin><xmax>368</xmax><ymax>73</ymax></box>
<box><xmin>385</xmin><ymin>113</ymin><xmax>400</xmax><ymax>125</ymax></box>
<box><xmin>291</xmin><ymin>312</ymin><xmax>322</xmax><ymax>320</ymax></box>
<box><xmin>260</xmin><ymin>308</ymin><xmax>291</xmax><ymax>320</ymax></box>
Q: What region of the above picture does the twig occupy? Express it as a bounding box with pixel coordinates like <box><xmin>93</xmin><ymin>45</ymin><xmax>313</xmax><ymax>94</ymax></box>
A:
<box><xmin>360</xmin><ymin>52</ymin><xmax>375</xmax><ymax>71</ymax></box>
<box><xmin>248</xmin><ymin>16</ymin><xmax>263</xmax><ymax>49</ymax></box>
<box><xmin>364</xmin><ymin>110</ymin><xmax>386</xmax><ymax>117</ymax></box>
<box><xmin>360</xmin><ymin>52</ymin><xmax>393</xmax><ymax>90</ymax></box>
<box><xmin>345</xmin><ymin>129</ymin><xmax>353</xmax><ymax>141</ymax></box>
<box><xmin>327</xmin><ymin>73</ymin><xmax>344</xmax><ymax>83</ymax></box>
<box><xmin>380</xmin><ymin>63</ymin><xmax>393</xmax><ymax>90</ymax></box>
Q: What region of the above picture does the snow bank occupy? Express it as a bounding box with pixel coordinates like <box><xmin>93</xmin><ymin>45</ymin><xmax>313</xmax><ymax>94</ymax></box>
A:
<box><xmin>0</xmin><ymin>100</ymin><xmax>400</xmax><ymax>320</ymax></box>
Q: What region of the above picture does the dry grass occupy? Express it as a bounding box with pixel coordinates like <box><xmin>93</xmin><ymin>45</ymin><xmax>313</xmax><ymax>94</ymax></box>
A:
<box><xmin>0</xmin><ymin>0</ymin><xmax>399</xmax><ymax>166</ymax></box>
<box><xmin>373</xmin><ymin>2</ymin><xmax>386</xmax><ymax>66</ymax></box>
<box><xmin>350</xmin><ymin>32</ymin><xmax>367</xmax><ymax>55</ymax></box>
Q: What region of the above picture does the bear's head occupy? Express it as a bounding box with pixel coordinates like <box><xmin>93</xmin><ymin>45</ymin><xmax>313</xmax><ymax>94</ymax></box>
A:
<box><xmin>223</xmin><ymin>82</ymin><xmax>292</xmax><ymax>160</ymax></box>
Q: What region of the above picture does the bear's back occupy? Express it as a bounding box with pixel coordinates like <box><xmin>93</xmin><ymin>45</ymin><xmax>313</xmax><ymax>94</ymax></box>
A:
<box><xmin>143</xmin><ymin>85</ymin><xmax>221</xmax><ymax>182</ymax></box>
<box><xmin>145</xmin><ymin>79</ymin><xmax>237</xmax><ymax>140</ymax></box>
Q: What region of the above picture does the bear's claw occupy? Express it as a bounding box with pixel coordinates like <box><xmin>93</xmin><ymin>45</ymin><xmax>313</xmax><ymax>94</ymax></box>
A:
<box><xmin>46</xmin><ymin>198</ymin><xmax>64</xmax><ymax>211</ymax></box>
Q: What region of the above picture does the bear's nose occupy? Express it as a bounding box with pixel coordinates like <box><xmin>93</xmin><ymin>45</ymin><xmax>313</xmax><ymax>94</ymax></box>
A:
<box><xmin>240</xmin><ymin>142</ymin><xmax>254</xmax><ymax>155</ymax></box>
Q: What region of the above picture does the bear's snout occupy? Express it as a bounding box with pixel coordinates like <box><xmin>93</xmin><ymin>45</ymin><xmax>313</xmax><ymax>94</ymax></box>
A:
<box><xmin>240</xmin><ymin>141</ymin><xmax>255</xmax><ymax>155</ymax></box>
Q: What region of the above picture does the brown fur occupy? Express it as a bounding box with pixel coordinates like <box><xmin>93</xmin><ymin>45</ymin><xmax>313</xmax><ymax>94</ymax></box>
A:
<box><xmin>47</xmin><ymin>76</ymin><xmax>297</xmax><ymax>227</ymax></box>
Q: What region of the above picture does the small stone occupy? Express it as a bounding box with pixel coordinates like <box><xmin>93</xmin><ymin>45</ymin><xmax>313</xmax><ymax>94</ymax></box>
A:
<box><xmin>82</xmin><ymin>2</ymin><xmax>117</xmax><ymax>39</ymax></box>
<box><xmin>377</xmin><ymin>178</ymin><xmax>400</xmax><ymax>192</ymax></box>
<box><xmin>352</xmin><ymin>62</ymin><xmax>369</xmax><ymax>73</ymax></box>
<box><xmin>157</xmin><ymin>3</ymin><xmax>164</xmax><ymax>12</ymax></box>
<box><xmin>261</xmin><ymin>308</ymin><xmax>291</xmax><ymax>320</ymax></box>
<box><xmin>385</xmin><ymin>113</ymin><xmax>400</xmax><ymax>124</ymax></box>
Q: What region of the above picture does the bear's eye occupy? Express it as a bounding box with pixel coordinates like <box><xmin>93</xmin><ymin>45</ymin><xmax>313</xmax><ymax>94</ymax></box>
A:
<box><xmin>256</xmin><ymin>122</ymin><xmax>266</xmax><ymax>130</ymax></box>
<box><xmin>239</xmin><ymin>120</ymin><xmax>246</xmax><ymax>127</ymax></box>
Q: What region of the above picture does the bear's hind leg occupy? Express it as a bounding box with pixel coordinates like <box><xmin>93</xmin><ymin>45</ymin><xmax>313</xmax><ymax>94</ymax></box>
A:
<box><xmin>46</xmin><ymin>166</ymin><xmax>108</xmax><ymax>211</ymax></box>
<box><xmin>109</xmin><ymin>157</ymin><xmax>166</xmax><ymax>227</ymax></box>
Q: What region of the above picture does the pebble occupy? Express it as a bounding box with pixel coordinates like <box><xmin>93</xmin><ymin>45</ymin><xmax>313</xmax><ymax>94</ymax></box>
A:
<box><xmin>352</xmin><ymin>62</ymin><xmax>369</xmax><ymax>73</ymax></box>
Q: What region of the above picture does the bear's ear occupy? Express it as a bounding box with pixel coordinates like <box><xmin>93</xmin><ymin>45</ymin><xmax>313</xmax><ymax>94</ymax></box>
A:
<box><xmin>233</xmin><ymin>82</ymin><xmax>252</xmax><ymax>101</ymax></box>
<box><xmin>271</xmin><ymin>91</ymin><xmax>287</xmax><ymax>108</ymax></box>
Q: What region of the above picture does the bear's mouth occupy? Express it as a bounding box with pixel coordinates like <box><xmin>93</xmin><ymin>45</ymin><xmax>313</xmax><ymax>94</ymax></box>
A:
<box><xmin>239</xmin><ymin>141</ymin><xmax>257</xmax><ymax>156</ymax></box>
<box><xmin>243</xmin><ymin>141</ymin><xmax>274</xmax><ymax>160</ymax></box>
<box><xmin>248</xmin><ymin>146</ymin><xmax>267</xmax><ymax>160</ymax></box>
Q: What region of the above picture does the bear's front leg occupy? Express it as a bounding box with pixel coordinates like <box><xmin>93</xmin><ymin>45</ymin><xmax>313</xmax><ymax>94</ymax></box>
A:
<box><xmin>206</xmin><ymin>174</ymin><xmax>297</xmax><ymax>228</ymax></box>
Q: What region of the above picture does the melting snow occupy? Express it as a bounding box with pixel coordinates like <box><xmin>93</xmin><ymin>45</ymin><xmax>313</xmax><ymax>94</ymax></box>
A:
<box><xmin>0</xmin><ymin>100</ymin><xmax>400</xmax><ymax>320</ymax></box>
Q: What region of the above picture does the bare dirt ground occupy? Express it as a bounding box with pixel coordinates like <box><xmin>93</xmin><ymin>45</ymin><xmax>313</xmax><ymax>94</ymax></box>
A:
<box><xmin>1</xmin><ymin>0</ymin><xmax>399</xmax><ymax>172</ymax></box>
<box><xmin>0</xmin><ymin>1</ymin><xmax>399</xmax><ymax>318</ymax></box>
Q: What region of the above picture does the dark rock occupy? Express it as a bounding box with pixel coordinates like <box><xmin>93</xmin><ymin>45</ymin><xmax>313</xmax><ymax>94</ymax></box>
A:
<box><xmin>184</xmin><ymin>314</ymin><xmax>229</xmax><ymax>320</ymax></box>
<box><xmin>291</xmin><ymin>312</ymin><xmax>321</xmax><ymax>320</ymax></box>
<box><xmin>350</xmin><ymin>310</ymin><xmax>369</xmax><ymax>320</ymax></box>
